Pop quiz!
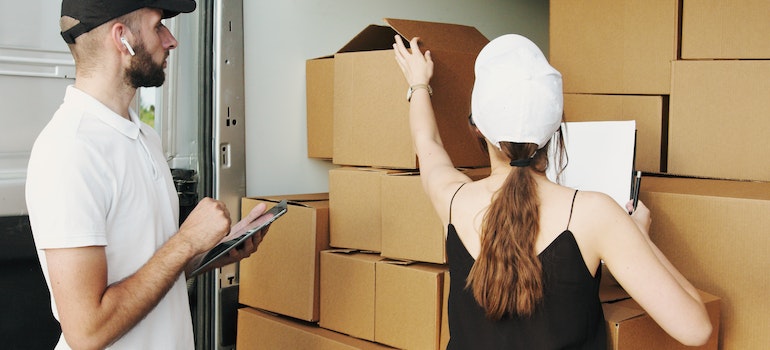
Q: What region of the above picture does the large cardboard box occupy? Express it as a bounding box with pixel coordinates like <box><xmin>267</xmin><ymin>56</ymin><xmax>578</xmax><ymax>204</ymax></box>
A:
<box><xmin>239</xmin><ymin>194</ymin><xmax>330</xmax><ymax>322</ymax></box>
<box><xmin>332</xmin><ymin>18</ymin><xmax>490</xmax><ymax>169</ymax></box>
<box><xmin>602</xmin><ymin>290</ymin><xmax>721</xmax><ymax>350</ymax></box>
<box><xmin>563</xmin><ymin>94</ymin><xmax>666</xmax><ymax>173</ymax></box>
<box><xmin>375</xmin><ymin>261</ymin><xmax>447</xmax><ymax>350</ymax></box>
<box><xmin>640</xmin><ymin>176</ymin><xmax>770</xmax><ymax>350</ymax></box>
<box><xmin>550</xmin><ymin>0</ymin><xmax>679</xmax><ymax>94</ymax></box>
<box><xmin>681</xmin><ymin>0</ymin><xmax>770</xmax><ymax>59</ymax></box>
<box><xmin>669</xmin><ymin>60</ymin><xmax>770</xmax><ymax>182</ymax></box>
<box><xmin>380</xmin><ymin>172</ymin><xmax>445</xmax><ymax>264</ymax></box>
<box><xmin>237</xmin><ymin>307</ymin><xmax>395</xmax><ymax>349</ymax></box>
<box><xmin>329</xmin><ymin>167</ymin><xmax>403</xmax><ymax>251</ymax></box>
<box><xmin>306</xmin><ymin>57</ymin><xmax>335</xmax><ymax>159</ymax></box>
<box><xmin>319</xmin><ymin>250</ymin><xmax>385</xmax><ymax>341</ymax></box>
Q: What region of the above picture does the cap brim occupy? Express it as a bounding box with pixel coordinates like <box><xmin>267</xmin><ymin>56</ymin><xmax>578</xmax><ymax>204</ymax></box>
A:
<box><xmin>155</xmin><ymin>0</ymin><xmax>197</xmax><ymax>18</ymax></box>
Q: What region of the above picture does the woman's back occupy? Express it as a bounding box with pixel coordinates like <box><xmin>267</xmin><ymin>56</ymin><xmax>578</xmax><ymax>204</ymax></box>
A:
<box><xmin>445</xmin><ymin>181</ymin><xmax>606</xmax><ymax>349</ymax></box>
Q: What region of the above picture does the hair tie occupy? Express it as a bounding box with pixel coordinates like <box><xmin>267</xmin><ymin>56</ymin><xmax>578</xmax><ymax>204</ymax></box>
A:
<box><xmin>510</xmin><ymin>158</ymin><xmax>532</xmax><ymax>167</ymax></box>
<box><xmin>510</xmin><ymin>149</ymin><xmax>538</xmax><ymax>167</ymax></box>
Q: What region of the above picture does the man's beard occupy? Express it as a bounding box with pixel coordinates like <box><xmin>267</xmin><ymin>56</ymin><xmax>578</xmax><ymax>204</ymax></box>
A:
<box><xmin>125</xmin><ymin>42</ymin><xmax>167</xmax><ymax>88</ymax></box>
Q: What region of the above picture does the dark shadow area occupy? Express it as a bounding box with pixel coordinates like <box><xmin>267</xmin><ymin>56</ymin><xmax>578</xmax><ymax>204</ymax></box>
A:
<box><xmin>0</xmin><ymin>216</ymin><xmax>61</xmax><ymax>349</ymax></box>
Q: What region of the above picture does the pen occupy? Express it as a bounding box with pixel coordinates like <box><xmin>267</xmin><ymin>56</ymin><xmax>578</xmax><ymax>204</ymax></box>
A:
<box><xmin>631</xmin><ymin>171</ymin><xmax>642</xmax><ymax>214</ymax></box>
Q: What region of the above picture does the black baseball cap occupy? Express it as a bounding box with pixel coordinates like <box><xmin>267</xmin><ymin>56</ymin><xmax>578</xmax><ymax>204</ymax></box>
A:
<box><xmin>60</xmin><ymin>0</ymin><xmax>197</xmax><ymax>44</ymax></box>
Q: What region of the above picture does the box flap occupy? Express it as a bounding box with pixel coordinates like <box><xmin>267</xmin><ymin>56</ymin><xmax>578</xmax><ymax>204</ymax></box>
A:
<box><xmin>338</xmin><ymin>25</ymin><xmax>398</xmax><ymax>53</ymax></box>
<box><xmin>600</xmin><ymin>283</ymin><xmax>631</xmax><ymax>303</ymax></box>
<box><xmin>602</xmin><ymin>302</ymin><xmax>647</xmax><ymax>324</ymax></box>
<box><xmin>252</xmin><ymin>193</ymin><xmax>329</xmax><ymax>206</ymax></box>
<box><xmin>337</xmin><ymin>19</ymin><xmax>489</xmax><ymax>55</ymax></box>
<box><xmin>384</xmin><ymin>18</ymin><xmax>489</xmax><ymax>53</ymax></box>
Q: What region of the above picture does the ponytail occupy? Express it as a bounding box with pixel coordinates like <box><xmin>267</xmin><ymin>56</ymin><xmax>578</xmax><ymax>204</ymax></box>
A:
<box><xmin>466</xmin><ymin>129</ymin><xmax>566</xmax><ymax>319</ymax></box>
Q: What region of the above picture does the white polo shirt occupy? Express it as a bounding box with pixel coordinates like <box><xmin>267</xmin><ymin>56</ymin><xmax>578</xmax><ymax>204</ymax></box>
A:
<box><xmin>26</xmin><ymin>85</ymin><xmax>194</xmax><ymax>349</ymax></box>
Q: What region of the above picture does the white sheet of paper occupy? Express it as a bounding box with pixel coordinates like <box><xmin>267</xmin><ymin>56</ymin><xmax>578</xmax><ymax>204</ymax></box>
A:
<box><xmin>546</xmin><ymin>121</ymin><xmax>637</xmax><ymax>208</ymax></box>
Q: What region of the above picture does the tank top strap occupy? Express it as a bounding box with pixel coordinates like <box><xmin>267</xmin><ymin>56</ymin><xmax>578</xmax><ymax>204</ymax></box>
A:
<box><xmin>449</xmin><ymin>183</ymin><xmax>467</xmax><ymax>224</ymax></box>
<box><xmin>566</xmin><ymin>190</ymin><xmax>579</xmax><ymax>230</ymax></box>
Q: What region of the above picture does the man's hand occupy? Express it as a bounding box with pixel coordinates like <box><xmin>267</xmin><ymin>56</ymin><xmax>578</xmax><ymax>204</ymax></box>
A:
<box><xmin>178</xmin><ymin>197</ymin><xmax>232</xmax><ymax>254</ymax></box>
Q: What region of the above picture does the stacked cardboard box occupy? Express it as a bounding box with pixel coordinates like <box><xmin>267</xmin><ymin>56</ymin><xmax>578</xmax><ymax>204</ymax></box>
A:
<box><xmin>240</xmin><ymin>18</ymin><xmax>490</xmax><ymax>350</ymax></box>
<box><xmin>552</xmin><ymin>1</ymin><xmax>769</xmax><ymax>349</ymax></box>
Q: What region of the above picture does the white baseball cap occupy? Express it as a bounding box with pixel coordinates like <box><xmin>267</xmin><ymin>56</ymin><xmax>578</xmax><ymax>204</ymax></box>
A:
<box><xmin>471</xmin><ymin>34</ymin><xmax>563</xmax><ymax>150</ymax></box>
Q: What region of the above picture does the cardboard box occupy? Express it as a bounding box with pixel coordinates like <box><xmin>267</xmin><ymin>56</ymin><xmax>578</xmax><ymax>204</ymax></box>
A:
<box><xmin>332</xmin><ymin>18</ymin><xmax>490</xmax><ymax>169</ymax></box>
<box><xmin>640</xmin><ymin>175</ymin><xmax>770</xmax><ymax>350</ymax></box>
<box><xmin>602</xmin><ymin>290</ymin><xmax>721</xmax><ymax>350</ymax></box>
<box><xmin>563</xmin><ymin>94</ymin><xmax>666</xmax><ymax>173</ymax></box>
<box><xmin>375</xmin><ymin>261</ymin><xmax>447</xmax><ymax>350</ymax></box>
<box><xmin>306</xmin><ymin>57</ymin><xmax>335</xmax><ymax>159</ymax></box>
<box><xmin>239</xmin><ymin>194</ymin><xmax>330</xmax><ymax>321</ymax></box>
<box><xmin>237</xmin><ymin>307</ymin><xmax>395</xmax><ymax>350</ymax></box>
<box><xmin>329</xmin><ymin>167</ymin><xmax>404</xmax><ymax>251</ymax></box>
<box><xmin>379</xmin><ymin>167</ymin><xmax>491</xmax><ymax>264</ymax></box>
<box><xmin>319</xmin><ymin>250</ymin><xmax>385</xmax><ymax>341</ymax></box>
<box><xmin>380</xmin><ymin>172</ymin><xmax>445</xmax><ymax>264</ymax></box>
<box><xmin>550</xmin><ymin>0</ymin><xmax>679</xmax><ymax>94</ymax></box>
<box><xmin>681</xmin><ymin>0</ymin><xmax>770</xmax><ymax>59</ymax></box>
<box><xmin>669</xmin><ymin>60</ymin><xmax>770</xmax><ymax>181</ymax></box>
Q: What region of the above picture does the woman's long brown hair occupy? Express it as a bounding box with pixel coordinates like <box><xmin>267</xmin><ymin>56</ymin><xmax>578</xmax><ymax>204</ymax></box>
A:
<box><xmin>466</xmin><ymin>128</ymin><xmax>567</xmax><ymax>320</ymax></box>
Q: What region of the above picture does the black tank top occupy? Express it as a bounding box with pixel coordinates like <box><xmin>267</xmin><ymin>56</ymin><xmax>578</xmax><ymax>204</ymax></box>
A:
<box><xmin>446</xmin><ymin>187</ymin><xmax>605</xmax><ymax>350</ymax></box>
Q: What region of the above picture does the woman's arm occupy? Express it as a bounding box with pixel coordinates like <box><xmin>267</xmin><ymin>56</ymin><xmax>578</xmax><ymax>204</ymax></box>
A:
<box><xmin>597</xmin><ymin>198</ymin><xmax>712</xmax><ymax>346</ymax></box>
<box><xmin>393</xmin><ymin>36</ymin><xmax>470</xmax><ymax>218</ymax></box>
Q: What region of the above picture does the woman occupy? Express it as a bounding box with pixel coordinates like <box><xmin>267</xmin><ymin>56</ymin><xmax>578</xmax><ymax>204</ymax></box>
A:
<box><xmin>392</xmin><ymin>34</ymin><xmax>711</xmax><ymax>349</ymax></box>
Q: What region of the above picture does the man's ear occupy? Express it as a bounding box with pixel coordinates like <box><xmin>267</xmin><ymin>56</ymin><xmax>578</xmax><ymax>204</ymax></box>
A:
<box><xmin>111</xmin><ymin>23</ymin><xmax>134</xmax><ymax>56</ymax></box>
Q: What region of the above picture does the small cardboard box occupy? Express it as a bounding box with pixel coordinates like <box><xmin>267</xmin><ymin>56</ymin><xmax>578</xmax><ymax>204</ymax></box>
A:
<box><xmin>563</xmin><ymin>94</ymin><xmax>666</xmax><ymax>173</ymax></box>
<box><xmin>375</xmin><ymin>260</ymin><xmax>447</xmax><ymax>350</ymax></box>
<box><xmin>640</xmin><ymin>175</ymin><xmax>770</xmax><ymax>350</ymax></box>
<box><xmin>239</xmin><ymin>194</ymin><xmax>330</xmax><ymax>322</ymax></box>
<box><xmin>669</xmin><ymin>60</ymin><xmax>770</xmax><ymax>181</ymax></box>
<box><xmin>306</xmin><ymin>57</ymin><xmax>335</xmax><ymax>159</ymax></box>
<box><xmin>379</xmin><ymin>167</ymin><xmax>491</xmax><ymax>264</ymax></box>
<box><xmin>602</xmin><ymin>290</ymin><xmax>721</xmax><ymax>350</ymax></box>
<box><xmin>237</xmin><ymin>307</ymin><xmax>395</xmax><ymax>350</ymax></box>
<box><xmin>681</xmin><ymin>0</ymin><xmax>770</xmax><ymax>59</ymax></box>
<box><xmin>319</xmin><ymin>250</ymin><xmax>385</xmax><ymax>341</ymax></box>
<box><xmin>329</xmin><ymin>167</ymin><xmax>404</xmax><ymax>251</ymax></box>
<box><xmin>550</xmin><ymin>0</ymin><xmax>679</xmax><ymax>94</ymax></box>
<box><xmin>380</xmin><ymin>172</ymin><xmax>445</xmax><ymax>264</ymax></box>
<box><xmin>332</xmin><ymin>18</ymin><xmax>490</xmax><ymax>169</ymax></box>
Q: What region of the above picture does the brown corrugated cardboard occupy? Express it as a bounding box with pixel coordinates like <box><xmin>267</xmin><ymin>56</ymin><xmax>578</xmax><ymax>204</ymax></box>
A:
<box><xmin>440</xmin><ymin>270</ymin><xmax>450</xmax><ymax>350</ymax></box>
<box><xmin>239</xmin><ymin>194</ymin><xmax>330</xmax><ymax>322</ymax></box>
<box><xmin>380</xmin><ymin>172</ymin><xmax>445</xmax><ymax>264</ymax></box>
<box><xmin>332</xmin><ymin>18</ymin><xmax>490</xmax><ymax>169</ymax></box>
<box><xmin>681</xmin><ymin>0</ymin><xmax>770</xmax><ymax>59</ymax></box>
<box><xmin>640</xmin><ymin>175</ymin><xmax>770</xmax><ymax>350</ymax></box>
<box><xmin>603</xmin><ymin>290</ymin><xmax>720</xmax><ymax>350</ymax></box>
<box><xmin>550</xmin><ymin>0</ymin><xmax>679</xmax><ymax>94</ymax></box>
<box><xmin>375</xmin><ymin>260</ymin><xmax>447</xmax><ymax>350</ymax></box>
<box><xmin>319</xmin><ymin>250</ymin><xmax>384</xmax><ymax>341</ymax></box>
<box><xmin>237</xmin><ymin>307</ymin><xmax>395</xmax><ymax>350</ymax></box>
<box><xmin>563</xmin><ymin>94</ymin><xmax>665</xmax><ymax>173</ymax></box>
<box><xmin>329</xmin><ymin>167</ymin><xmax>404</xmax><ymax>251</ymax></box>
<box><xmin>306</xmin><ymin>57</ymin><xmax>335</xmax><ymax>159</ymax></box>
<box><xmin>669</xmin><ymin>60</ymin><xmax>770</xmax><ymax>181</ymax></box>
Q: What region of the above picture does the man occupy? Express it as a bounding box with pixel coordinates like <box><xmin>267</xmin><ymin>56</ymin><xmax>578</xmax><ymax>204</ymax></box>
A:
<box><xmin>26</xmin><ymin>1</ymin><xmax>265</xmax><ymax>349</ymax></box>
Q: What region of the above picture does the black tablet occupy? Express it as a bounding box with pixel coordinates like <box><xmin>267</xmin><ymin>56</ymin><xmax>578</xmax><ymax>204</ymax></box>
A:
<box><xmin>190</xmin><ymin>199</ymin><xmax>288</xmax><ymax>276</ymax></box>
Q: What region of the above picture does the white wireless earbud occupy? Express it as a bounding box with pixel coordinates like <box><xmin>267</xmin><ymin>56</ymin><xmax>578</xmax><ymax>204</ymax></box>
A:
<box><xmin>120</xmin><ymin>36</ymin><xmax>135</xmax><ymax>56</ymax></box>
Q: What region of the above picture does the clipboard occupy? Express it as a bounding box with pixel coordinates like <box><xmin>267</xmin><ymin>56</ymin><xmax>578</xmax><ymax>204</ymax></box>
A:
<box><xmin>190</xmin><ymin>199</ymin><xmax>288</xmax><ymax>276</ymax></box>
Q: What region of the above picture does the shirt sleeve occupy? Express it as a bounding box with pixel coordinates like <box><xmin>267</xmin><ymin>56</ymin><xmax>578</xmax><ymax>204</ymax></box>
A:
<box><xmin>26</xmin><ymin>133</ymin><xmax>112</xmax><ymax>249</ymax></box>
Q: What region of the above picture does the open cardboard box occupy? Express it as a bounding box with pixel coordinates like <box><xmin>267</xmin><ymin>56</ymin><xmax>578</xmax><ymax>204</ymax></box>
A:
<box><xmin>239</xmin><ymin>194</ymin><xmax>330</xmax><ymax>322</ymax></box>
<box><xmin>600</xmin><ymin>263</ymin><xmax>721</xmax><ymax>350</ymax></box>
<box><xmin>332</xmin><ymin>18</ymin><xmax>490</xmax><ymax>169</ymax></box>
